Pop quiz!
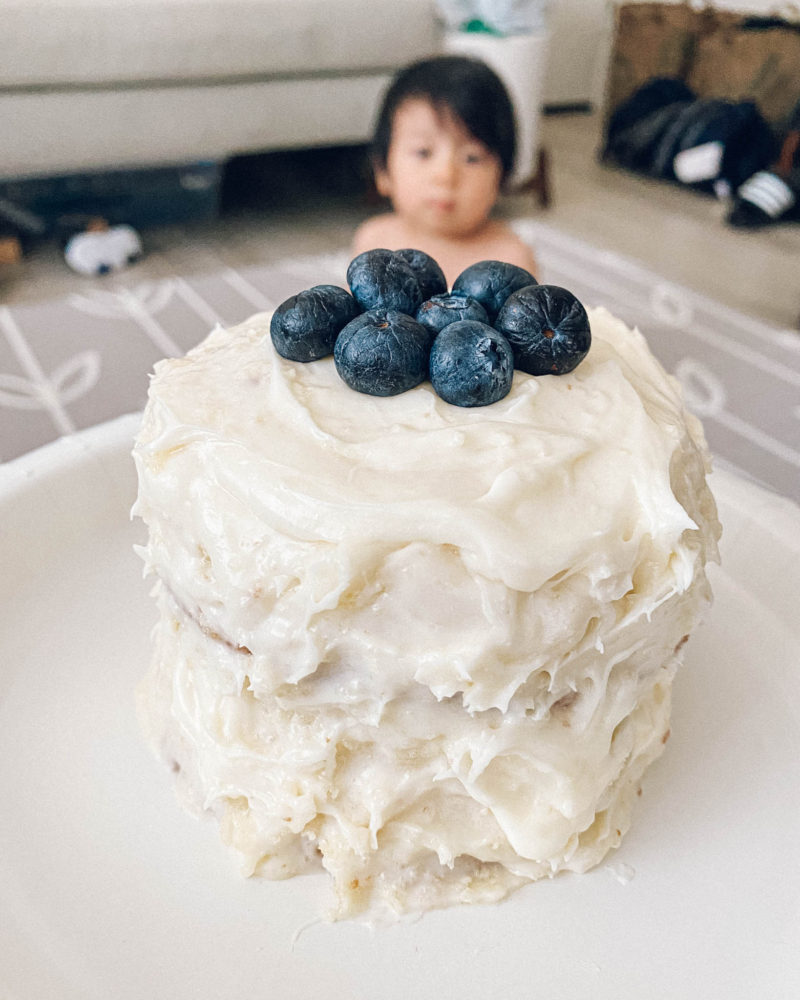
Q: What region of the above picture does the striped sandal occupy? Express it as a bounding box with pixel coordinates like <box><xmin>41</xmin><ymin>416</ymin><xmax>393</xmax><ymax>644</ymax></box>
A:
<box><xmin>727</xmin><ymin>130</ymin><xmax>799</xmax><ymax>229</ymax></box>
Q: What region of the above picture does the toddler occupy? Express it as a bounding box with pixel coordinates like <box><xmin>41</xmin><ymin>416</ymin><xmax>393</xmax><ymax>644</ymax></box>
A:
<box><xmin>352</xmin><ymin>55</ymin><xmax>538</xmax><ymax>285</ymax></box>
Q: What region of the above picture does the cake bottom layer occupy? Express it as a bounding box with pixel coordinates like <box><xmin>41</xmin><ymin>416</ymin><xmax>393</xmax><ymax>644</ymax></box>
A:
<box><xmin>137</xmin><ymin>586</ymin><xmax>678</xmax><ymax>921</ymax></box>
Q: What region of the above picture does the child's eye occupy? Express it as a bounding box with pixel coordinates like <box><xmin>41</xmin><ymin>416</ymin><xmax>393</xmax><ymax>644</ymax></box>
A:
<box><xmin>413</xmin><ymin>147</ymin><xmax>432</xmax><ymax>159</ymax></box>
<box><xmin>464</xmin><ymin>150</ymin><xmax>488</xmax><ymax>165</ymax></box>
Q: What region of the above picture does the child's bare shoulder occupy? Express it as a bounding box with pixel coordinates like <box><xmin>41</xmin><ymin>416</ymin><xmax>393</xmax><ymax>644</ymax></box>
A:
<box><xmin>352</xmin><ymin>214</ymin><xmax>404</xmax><ymax>255</ymax></box>
<box><xmin>482</xmin><ymin>220</ymin><xmax>538</xmax><ymax>275</ymax></box>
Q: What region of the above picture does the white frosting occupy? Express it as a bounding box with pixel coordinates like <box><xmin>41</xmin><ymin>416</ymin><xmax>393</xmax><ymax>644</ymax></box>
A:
<box><xmin>133</xmin><ymin>306</ymin><xmax>720</xmax><ymax>920</ymax></box>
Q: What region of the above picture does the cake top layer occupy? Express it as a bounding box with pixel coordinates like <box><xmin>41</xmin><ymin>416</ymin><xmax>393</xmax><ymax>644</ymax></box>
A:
<box><xmin>136</xmin><ymin>306</ymin><xmax>716</xmax><ymax>596</ymax></box>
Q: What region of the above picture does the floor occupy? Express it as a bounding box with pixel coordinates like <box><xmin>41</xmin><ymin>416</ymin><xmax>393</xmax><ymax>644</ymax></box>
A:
<box><xmin>2</xmin><ymin>112</ymin><xmax>799</xmax><ymax>331</ymax></box>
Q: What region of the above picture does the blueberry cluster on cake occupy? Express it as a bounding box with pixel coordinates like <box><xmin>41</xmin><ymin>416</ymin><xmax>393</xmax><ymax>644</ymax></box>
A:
<box><xmin>133</xmin><ymin>250</ymin><xmax>720</xmax><ymax>921</ymax></box>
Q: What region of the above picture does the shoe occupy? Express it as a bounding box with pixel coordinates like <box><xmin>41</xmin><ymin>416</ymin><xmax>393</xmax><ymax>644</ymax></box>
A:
<box><xmin>727</xmin><ymin>170</ymin><xmax>798</xmax><ymax>228</ymax></box>
<box><xmin>727</xmin><ymin>123</ymin><xmax>800</xmax><ymax>229</ymax></box>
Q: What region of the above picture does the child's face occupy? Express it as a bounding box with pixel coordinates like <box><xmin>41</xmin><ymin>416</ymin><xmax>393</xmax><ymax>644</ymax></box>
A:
<box><xmin>376</xmin><ymin>98</ymin><xmax>503</xmax><ymax>240</ymax></box>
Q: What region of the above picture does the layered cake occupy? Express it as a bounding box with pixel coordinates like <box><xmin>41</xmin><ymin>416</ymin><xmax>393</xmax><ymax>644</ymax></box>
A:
<box><xmin>133</xmin><ymin>257</ymin><xmax>720</xmax><ymax>921</ymax></box>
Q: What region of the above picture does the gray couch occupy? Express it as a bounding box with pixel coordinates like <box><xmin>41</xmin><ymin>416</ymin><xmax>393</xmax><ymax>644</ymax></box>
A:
<box><xmin>0</xmin><ymin>0</ymin><xmax>440</xmax><ymax>180</ymax></box>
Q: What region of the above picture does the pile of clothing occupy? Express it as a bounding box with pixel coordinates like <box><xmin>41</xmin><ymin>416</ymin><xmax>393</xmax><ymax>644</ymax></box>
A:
<box><xmin>602</xmin><ymin>77</ymin><xmax>800</xmax><ymax>229</ymax></box>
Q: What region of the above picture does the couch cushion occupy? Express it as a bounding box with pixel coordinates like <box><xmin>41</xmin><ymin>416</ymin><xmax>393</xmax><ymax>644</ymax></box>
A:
<box><xmin>0</xmin><ymin>0</ymin><xmax>440</xmax><ymax>88</ymax></box>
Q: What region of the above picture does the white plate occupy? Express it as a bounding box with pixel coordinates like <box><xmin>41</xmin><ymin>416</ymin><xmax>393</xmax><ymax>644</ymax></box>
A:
<box><xmin>2</xmin><ymin>415</ymin><xmax>799</xmax><ymax>1000</ymax></box>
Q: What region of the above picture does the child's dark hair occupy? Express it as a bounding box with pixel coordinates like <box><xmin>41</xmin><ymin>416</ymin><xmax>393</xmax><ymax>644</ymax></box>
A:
<box><xmin>371</xmin><ymin>55</ymin><xmax>517</xmax><ymax>183</ymax></box>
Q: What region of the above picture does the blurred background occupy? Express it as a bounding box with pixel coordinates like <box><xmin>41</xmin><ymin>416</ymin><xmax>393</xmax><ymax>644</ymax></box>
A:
<box><xmin>1</xmin><ymin>0</ymin><xmax>799</xmax><ymax>495</ymax></box>
<box><xmin>1</xmin><ymin>0</ymin><xmax>797</xmax><ymax>322</ymax></box>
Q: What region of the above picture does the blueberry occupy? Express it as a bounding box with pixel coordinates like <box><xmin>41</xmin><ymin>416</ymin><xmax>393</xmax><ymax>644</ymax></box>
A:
<box><xmin>346</xmin><ymin>248</ymin><xmax>425</xmax><ymax>314</ymax></box>
<box><xmin>394</xmin><ymin>248</ymin><xmax>447</xmax><ymax>302</ymax></box>
<box><xmin>416</xmin><ymin>292</ymin><xmax>490</xmax><ymax>337</ymax></box>
<box><xmin>334</xmin><ymin>309</ymin><xmax>430</xmax><ymax>396</ymax></box>
<box><xmin>429</xmin><ymin>320</ymin><xmax>514</xmax><ymax>407</ymax></box>
<box><xmin>452</xmin><ymin>260</ymin><xmax>537</xmax><ymax>321</ymax></box>
<box><xmin>494</xmin><ymin>284</ymin><xmax>591</xmax><ymax>376</ymax></box>
<box><xmin>270</xmin><ymin>284</ymin><xmax>360</xmax><ymax>361</ymax></box>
